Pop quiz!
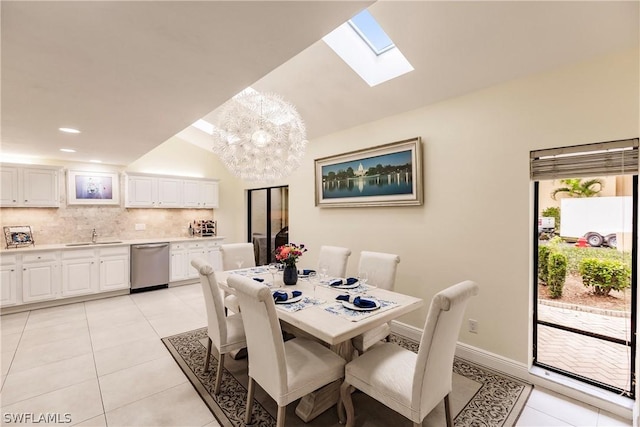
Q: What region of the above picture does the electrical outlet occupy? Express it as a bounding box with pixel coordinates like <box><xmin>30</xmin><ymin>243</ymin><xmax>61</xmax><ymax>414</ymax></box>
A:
<box><xmin>468</xmin><ymin>319</ymin><xmax>478</xmax><ymax>334</ymax></box>
<box><xmin>135</xmin><ymin>223</ymin><xmax>146</xmax><ymax>231</ymax></box>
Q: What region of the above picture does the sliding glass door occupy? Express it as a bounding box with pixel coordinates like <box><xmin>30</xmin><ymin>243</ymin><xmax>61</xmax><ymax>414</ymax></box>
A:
<box><xmin>531</xmin><ymin>139</ymin><xmax>638</xmax><ymax>397</ymax></box>
<box><xmin>248</xmin><ymin>186</ymin><xmax>288</xmax><ymax>266</ymax></box>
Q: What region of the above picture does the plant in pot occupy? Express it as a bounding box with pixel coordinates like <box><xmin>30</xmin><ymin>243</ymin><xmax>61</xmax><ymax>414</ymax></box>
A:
<box><xmin>274</xmin><ymin>243</ymin><xmax>307</xmax><ymax>285</ymax></box>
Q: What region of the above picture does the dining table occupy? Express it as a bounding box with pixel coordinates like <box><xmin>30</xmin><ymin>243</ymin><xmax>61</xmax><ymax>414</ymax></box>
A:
<box><xmin>216</xmin><ymin>266</ymin><xmax>424</xmax><ymax>422</ymax></box>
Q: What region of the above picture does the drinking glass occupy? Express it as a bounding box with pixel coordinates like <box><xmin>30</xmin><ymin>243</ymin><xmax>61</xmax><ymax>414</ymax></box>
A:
<box><xmin>319</xmin><ymin>264</ymin><xmax>329</xmax><ymax>283</ymax></box>
<box><xmin>268</xmin><ymin>263</ymin><xmax>280</xmax><ymax>287</ymax></box>
<box><xmin>357</xmin><ymin>270</ymin><xmax>368</xmax><ymax>287</ymax></box>
<box><xmin>308</xmin><ymin>271</ymin><xmax>318</xmax><ymax>298</ymax></box>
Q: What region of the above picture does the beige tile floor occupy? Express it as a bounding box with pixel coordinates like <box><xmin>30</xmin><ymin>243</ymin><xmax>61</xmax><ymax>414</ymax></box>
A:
<box><xmin>0</xmin><ymin>283</ymin><xmax>632</xmax><ymax>426</ymax></box>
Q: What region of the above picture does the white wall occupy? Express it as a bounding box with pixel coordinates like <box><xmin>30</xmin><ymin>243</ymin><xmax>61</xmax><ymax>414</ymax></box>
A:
<box><xmin>289</xmin><ymin>48</ymin><xmax>639</xmax><ymax>364</ymax></box>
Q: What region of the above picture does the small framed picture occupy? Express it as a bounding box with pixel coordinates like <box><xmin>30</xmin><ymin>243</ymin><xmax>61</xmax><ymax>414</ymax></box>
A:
<box><xmin>4</xmin><ymin>226</ymin><xmax>35</xmax><ymax>249</ymax></box>
<box><xmin>67</xmin><ymin>170</ymin><xmax>120</xmax><ymax>205</ymax></box>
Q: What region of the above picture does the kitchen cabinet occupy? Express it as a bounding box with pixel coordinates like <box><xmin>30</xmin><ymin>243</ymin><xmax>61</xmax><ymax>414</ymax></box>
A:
<box><xmin>1</xmin><ymin>255</ymin><xmax>18</xmax><ymax>306</ymax></box>
<box><xmin>99</xmin><ymin>246</ymin><xmax>129</xmax><ymax>291</ymax></box>
<box><xmin>183</xmin><ymin>180</ymin><xmax>219</xmax><ymax>208</ymax></box>
<box><xmin>22</xmin><ymin>251</ymin><xmax>60</xmax><ymax>303</ymax></box>
<box><xmin>61</xmin><ymin>249</ymin><xmax>98</xmax><ymax>297</ymax></box>
<box><xmin>170</xmin><ymin>243</ymin><xmax>189</xmax><ymax>282</ymax></box>
<box><xmin>125</xmin><ymin>173</ymin><xmax>218</xmax><ymax>209</ymax></box>
<box><xmin>126</xmin><ymin>175</ymin><xmax>182</xmax><ymax>208</ymax></box>
<box><xmin>205</xmin><ymin>240</ymin><xmax>223</xmax><ymax>271</ymax></box>
<box><xmin>0</xmin><ymin>164</ymin><xmax>60</xmax><ymax>208</ymax></box>
<box><xmin>170</xmin><ymin>239</ymin><xmax>223</xmax><ymax>282</ymax></box>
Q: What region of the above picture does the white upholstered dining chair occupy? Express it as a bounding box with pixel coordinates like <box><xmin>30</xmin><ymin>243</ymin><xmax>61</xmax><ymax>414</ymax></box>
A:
<box><xmin>339</xmin><ymin>280</ymin><xmax>479</xmax><ymax>427</ymax></box>
<box><xmin>228</xmin><ymin>274</ymin><xmax>347</xmax><ymax>427</ymax></box>
<box><xmin>351</xmin><ymin>251</ymin><xmax>400</xmax><ymax>353</ymax></box>
<box><xmin>220</xmin><ymin>242</ymin><xmax>256</xmax><ymax>270</ymax></box>
<box><xmin>220</xmin><ymin>243</ymin><xmax>256</xmax><ymax>313</ymax></box>
<box><xmin>317</xmin><ymin>245</ymin><xmax>351</xmax><ymax>278</ymax></box>
<box><xmin>191</xmin><ymin>258</ymin><xmax>247</xmax><ymax>395</ymax></box>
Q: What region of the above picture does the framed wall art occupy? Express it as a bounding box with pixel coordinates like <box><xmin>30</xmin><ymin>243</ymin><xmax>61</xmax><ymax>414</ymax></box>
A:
<box><xmin>67</xmin><ymin>170</ymin><xmax>120</xmax><ymax>205</ymax></box>
<box><xmin>4</xmin><ymin>225</ymin><xmax>35</xmax><ymax>249</ymax></box>
<box><xmin>314</xmin><ymin>137</ymin><xmax>423</xmax><ymax>208</ymax></box>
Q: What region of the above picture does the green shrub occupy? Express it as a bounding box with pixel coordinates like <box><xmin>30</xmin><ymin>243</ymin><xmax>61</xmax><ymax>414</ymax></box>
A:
<box><xmin>579</xmin><ymin>258</ymin><xmax>631</xmax><ymax>296</ymax></box>
<box><xmin>538</xmin><ymin>246</ymin><xmax>551</xmax><ymax>284</ymax></box>
<box><xmin>547</xmin><ymin>252</ymin><xmax>567</xmax><ymax>298</ymax></box>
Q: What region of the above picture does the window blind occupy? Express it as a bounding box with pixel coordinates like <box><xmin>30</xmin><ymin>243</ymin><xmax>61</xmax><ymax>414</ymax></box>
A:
<box><xmin>530</xmin><ymin>138</ymin><xmax>639</xmax><ymax>181</ymax></box>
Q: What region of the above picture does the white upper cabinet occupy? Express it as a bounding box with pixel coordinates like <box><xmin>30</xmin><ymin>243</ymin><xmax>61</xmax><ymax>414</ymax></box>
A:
<box><xmin>0</xmin><ymin>164</ymin><xmax>60</xmax><ymax>208</ymax></box>
<box><xmin>125</xmin><ymin>173</ymin><xmax>218</xmax><ymax>209</ymax></box>
<box><xmin>183</xmin><ymin>180</ymin><xmax>219</xmax><ymax>208</ymax></box>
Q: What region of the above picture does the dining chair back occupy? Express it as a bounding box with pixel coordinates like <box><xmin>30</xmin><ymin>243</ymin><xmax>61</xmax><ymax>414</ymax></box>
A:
<box><xmin>220</xmin><ymin>242</ymin><xmax>256</xmax><ymax>270</ymax></box>
<box><xmin>339</xmin><ymin>280</ymin><xmax>479</xmax><ymax>427</ymax></box>
<box><xmin>191</xmin><ymin>258</ymin><xmax>246</xmax><ymax>395</ymax></box>
<box><xmin>352</xmin><ymin>251</ymin><xmax>400</xmax><ymax>353</ymax></box>
<box><xmin>358</xmin><ymin>251</ymin><xmax>400</xmax><ymax>290</ymax></box>
<box><xmin>317</xmin><ymin>245</ymin><xmax>351</xmax><ymax>278</ymax></box>
<box><xmin>228</xmin><ymin>274</ymin><xmax>347</xmax><ymax>427</ymax></box>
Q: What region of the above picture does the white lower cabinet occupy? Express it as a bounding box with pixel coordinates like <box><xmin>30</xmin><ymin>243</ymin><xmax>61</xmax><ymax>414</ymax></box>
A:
<box><xmin>22</xmin><ymin>252</ymin><xmax>60</xmax><ymax>303</ymax></box>
<box><xmin>61</xmin><ymin>249</ymin><xmax>98</xmax><ymax>297</ymax></box>
<box><xmin>170</xmin><ymin>239</ymin><xmax>224</xmax><ymax>283</ymax></box>
<box><xmin>99</xmin><ymin>247</ymin><xmax>129</xmax><ymax>291</ymax></box>
<box><xmin>1</xmin><ymin>255</ymin><xmax>18</xmax><ymax>306</ymax></box>
<box><xmin>170</xmin><ymin>243</ymin><xmax>189</xmax><ymax>282</ymax></box>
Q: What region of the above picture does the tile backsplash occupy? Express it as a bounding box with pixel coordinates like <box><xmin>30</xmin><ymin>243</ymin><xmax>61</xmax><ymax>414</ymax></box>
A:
<box><xmin>0</xmin><ymin>206</ymin><xmax>215</xmax><ymax>244</ymax></box>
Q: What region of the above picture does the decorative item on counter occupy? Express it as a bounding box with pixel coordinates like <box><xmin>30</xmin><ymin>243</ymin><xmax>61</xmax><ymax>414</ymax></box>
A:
<box><xmin>274</xmin><ymin>243</ymin><xmax>307</xmax><ymax>285</ymax></box>
<box><xmin>4</xmin><ymin>225</ymin><xmax>35</xmax><ymax>249</ymax></box>
<box><xmin>189</xmin><ymin>220</ymin><xmax>217</xmax><ymax>237</ymax></box>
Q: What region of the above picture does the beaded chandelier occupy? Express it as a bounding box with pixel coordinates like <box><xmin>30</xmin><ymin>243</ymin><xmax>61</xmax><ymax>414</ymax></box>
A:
<box><xmin>211</xmin><ymin>90</ymin><xmax>307</xmax><ymax>182</ymax></box>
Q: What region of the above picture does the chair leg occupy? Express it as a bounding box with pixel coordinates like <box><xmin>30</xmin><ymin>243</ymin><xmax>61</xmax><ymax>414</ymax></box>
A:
<box><xmin>339</xmin><ymin>380</ymin><xmax>355</xmax><ymax>427</ymax></box>
<box><xmin>214</xmin><ymin>353</ymin><xmax>225</xmax><ymax>395</ymax></box>
<box><xmin>244</xmin><ymin>377</ymin><xmax>255</xmax><ymax>425</ymax></box>
<box><xmin>444</xmin><ymin>394</ymin><xmax>453</xmax><ymax>427</ymax></box>
<box><xmin>276</xmin><ymin>406</ymin><xmax>286</xmax><ymax>427</ymax></box>
<box><xmin>204</xmin><ymin>338</ymin><xmax>212</xmax><ymax>372</ymax></box>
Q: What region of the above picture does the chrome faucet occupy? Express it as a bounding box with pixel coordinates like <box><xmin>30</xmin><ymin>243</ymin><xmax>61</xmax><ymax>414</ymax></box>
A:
<box><xmin>91</xmin><ymin>228</ymin><xmax>97</xmax><ymax>244</ymax></box>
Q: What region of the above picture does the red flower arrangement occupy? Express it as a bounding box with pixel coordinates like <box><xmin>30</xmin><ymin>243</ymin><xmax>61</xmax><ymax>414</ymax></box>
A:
<box><xmin>275</xmin><ymin>243</ymin><xmax>307</xmax><ymax>267</ymax></box>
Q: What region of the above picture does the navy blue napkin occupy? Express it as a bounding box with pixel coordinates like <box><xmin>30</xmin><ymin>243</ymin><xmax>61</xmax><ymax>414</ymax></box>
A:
<box><xmin>253</xmin><ymin>277</ymin><xmax>264</xmax><ymax>282</ymax></box>
<box><xmin>329</xmin><ymin>277</ymin><xmax>358</xmax><ymax>286</ymax></box>
<box><xmin>335</xmin><ymin>294</ymin><xmax>377</xmax><ymax>309</ymax></box>
<box><xmin>299</xmin><ymin>269</ymin><xmax>316</xmax><ymax>275</ymax></box>
<box><xmin>273</xmin><ymin>290</ymin><xmax>302</xmax><ymax>302</ymax></box>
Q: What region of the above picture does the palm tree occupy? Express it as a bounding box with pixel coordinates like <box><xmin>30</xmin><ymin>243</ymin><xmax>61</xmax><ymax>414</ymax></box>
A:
<box><xmin>551</xmin><ymin>178</ymin><xmax>604</xmax><ymax>200</ymax></box>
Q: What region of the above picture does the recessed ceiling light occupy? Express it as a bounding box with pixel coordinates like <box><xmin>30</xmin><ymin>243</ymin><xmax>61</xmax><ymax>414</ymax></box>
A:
<box><xmin>59</xmin><ymin>127</ymin><xmax>80</xmax><ymax>134</ymax></box>
<box><xmin>89</xmin><ymin>159</ymin><xmax>102</xmax><ymax>163</ymax></box>
<box><xmin>60</xmin><ymin>148</ymin><xmax>76</xmax><ymax>153</ymax></box>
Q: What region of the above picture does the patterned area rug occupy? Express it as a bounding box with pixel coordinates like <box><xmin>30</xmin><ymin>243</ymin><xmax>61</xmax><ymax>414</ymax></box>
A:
<box><xmin>162</xmin><ymin>328</ymin><xmax>532</xmax><ymax>427</ymax></box>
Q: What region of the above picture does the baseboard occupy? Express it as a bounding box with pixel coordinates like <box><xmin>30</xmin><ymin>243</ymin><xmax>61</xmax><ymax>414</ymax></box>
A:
<box><xmin>390</xmin><ymin>320</ymin><xmax>634</xmax><ymax>421</ymax></box>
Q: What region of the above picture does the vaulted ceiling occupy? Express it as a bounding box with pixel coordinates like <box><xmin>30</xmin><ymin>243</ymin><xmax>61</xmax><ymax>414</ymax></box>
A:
<box><xmin>2</xmin><ymin>1</ymin><xmax>638</xmax><ymax>166</ymax></box>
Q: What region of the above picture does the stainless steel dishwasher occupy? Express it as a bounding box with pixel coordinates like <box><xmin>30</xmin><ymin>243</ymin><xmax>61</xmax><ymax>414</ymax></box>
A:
<box><xmin>130</xmin><ymin>243</ymin><xmax>170</xmax><ymax>293</ymax></box>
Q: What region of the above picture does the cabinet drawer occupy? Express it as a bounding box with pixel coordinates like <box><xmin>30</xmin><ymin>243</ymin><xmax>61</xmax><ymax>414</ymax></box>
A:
<box><xmin>171</xmin><ymin>243</ymin><xmax>186</xmax><ymax>251</ymax></box>
<box><xmin>205</xmin><ymin>240</ymin><xmax>221</xmax><ymax>249</ymax></box>
<box><xmin>186</xmin><ymin>242</ymin><xmax>206</xmax><ymax>249</ymax></box>
<box><xmin>99</xmin><ymin>246</ymin><xmax>129</xmax><ymax>257</ymax></box>
<box><xmin>23</xmin><ymin>252</ymin><xmax>58</xmax><ymax>263</ymax></box>
<box><xmin>0</xmin><ymin>254</ymin><xmax>18</xmax><ymax>265</ymax></box>
<box><xmin>62</xmin><ymin>249</ymin><xmax>96</xmax><ymax>260</ymax></box>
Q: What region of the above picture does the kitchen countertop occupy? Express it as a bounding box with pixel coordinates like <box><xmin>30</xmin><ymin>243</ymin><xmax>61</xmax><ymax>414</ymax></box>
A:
<box><xmin>0</xmin><ymin>236</ymin><xmax>225</xmax><ymax>253</ymax></box>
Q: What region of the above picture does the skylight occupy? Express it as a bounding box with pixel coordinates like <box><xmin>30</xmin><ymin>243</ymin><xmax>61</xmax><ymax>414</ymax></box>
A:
<box><xmin>348</xmin><ymin>10</ymin><xmax>395</xmax><ymax>56</ymax></box>
<box><xmin>323</xmin><ymin>9</ymin><xmax>413</xmax><ymax>87</ymax></box>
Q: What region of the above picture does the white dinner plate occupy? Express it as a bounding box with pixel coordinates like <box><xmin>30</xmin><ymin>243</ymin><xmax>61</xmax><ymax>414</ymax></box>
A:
<box><xmin>274</xmin><ymin>294</ymin><xmax>303</xmax><ymax>304</ymax></box>
<box><xmin>328</xmin><ymin>278</ymin><xmax>359</xmax><ymax>289</ymax></box>
<box><xmin>341</xmin><ymin>299</ymin><xmax>380</xmax><ymax>311</ymax></box>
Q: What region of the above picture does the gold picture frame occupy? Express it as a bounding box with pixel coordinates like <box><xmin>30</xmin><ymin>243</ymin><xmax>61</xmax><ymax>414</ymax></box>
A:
<box><xmin>314</xmin><ymin>137</ymin><xmax>423</xmax><ymax>208</ymax></box>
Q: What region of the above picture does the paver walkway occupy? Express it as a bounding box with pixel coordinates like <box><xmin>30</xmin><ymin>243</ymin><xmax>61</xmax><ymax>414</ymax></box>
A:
<box><xmin>537</xmin><ymin>302</ymin><xmax>632</xmax><ymax>392</ymax></box>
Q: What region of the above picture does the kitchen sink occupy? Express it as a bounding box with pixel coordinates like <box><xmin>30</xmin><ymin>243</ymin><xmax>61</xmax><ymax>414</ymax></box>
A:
<box><xmin>65</xmin><ymin>241</ymin><xmax>123</xmax><ymax>247</ymax></box>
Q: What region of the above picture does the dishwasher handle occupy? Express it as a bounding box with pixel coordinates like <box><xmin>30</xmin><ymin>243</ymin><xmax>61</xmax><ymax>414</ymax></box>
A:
<box><xmin>132</xmin><ymin>243</ymin><xmax>170</xmax><ymax>249</ymax></box>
